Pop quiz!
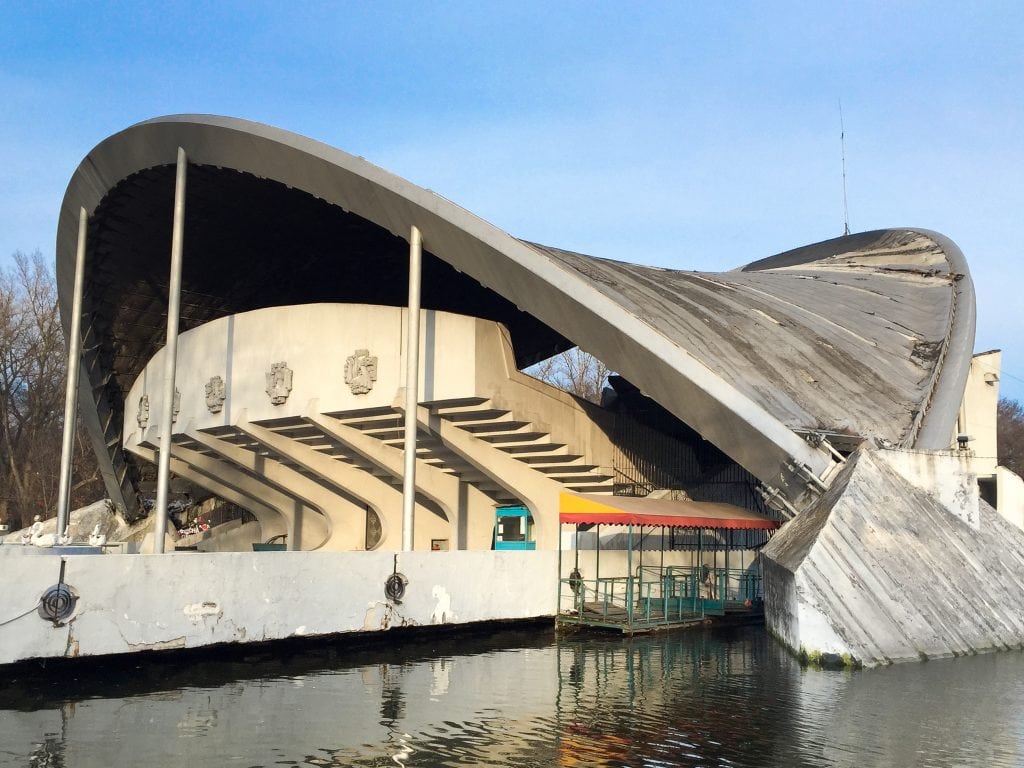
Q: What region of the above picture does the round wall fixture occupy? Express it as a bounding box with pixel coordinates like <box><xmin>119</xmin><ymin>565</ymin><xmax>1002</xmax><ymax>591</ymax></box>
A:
<box><xmin>384</xmin><ymin>572</ymin><xmax>408</xmax><ymax>604</ymax></box>
<box><xmin>38</xmin><ymin>584</ymin><xmax>78</xmax><ymax>624</ymax></box>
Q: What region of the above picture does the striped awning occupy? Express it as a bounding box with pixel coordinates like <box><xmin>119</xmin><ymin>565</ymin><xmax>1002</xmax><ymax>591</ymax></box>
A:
<box><xmin>559</xmin><ymin>492</ymin><xmax>780</xmax><ymax>530</ymax></box>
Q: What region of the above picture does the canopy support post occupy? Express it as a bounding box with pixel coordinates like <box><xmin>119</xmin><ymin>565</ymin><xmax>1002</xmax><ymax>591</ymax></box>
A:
<box><xmin>154</xmin><ymin>147</ymin><xmax>187</xmax><ymax>554</ymax></box>
<box><xmin>401</xmin><ymin>224</ymin><xmax>422</xmax><ymax>552</ymax></box>
<box><xmin>725</xmin><ymin>529</ymin><xmax>731</xmax><ymax>602</ymax></box>
<box><xmin>56</xmin><ymin>206</ymin><xmax>88</xmax><ymax>539</ymax></box>
<box><xmin>626</xmin><ymin>523</ymin><xmax>634</xmax><ymax>628</ymax></box>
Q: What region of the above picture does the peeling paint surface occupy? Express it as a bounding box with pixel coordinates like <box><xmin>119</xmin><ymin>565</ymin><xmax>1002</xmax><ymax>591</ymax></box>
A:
<box><xmin>763</xmin><ymin>448</ymin><xmax>1024</xmax><ymax>666</ymax></box>
<box><xmin>0</xmin><ymin>550</ymin><xmax>557</xmax><ymax>665</ymax></box>
<box><xmin>184</xmin><ymin>601</ymin><xmax>223</xmax><ymax>624</ymax></box>
<box><xmin>431</xmin><ymin>585</ymin><xmax>453</xmax><ymax>625</ymax></box>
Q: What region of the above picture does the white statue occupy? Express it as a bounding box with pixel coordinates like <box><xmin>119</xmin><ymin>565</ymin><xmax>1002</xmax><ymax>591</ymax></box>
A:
<box><xmin>89</xmin><ymin>524</ymin><xmax>107</xmax><ymax>547</ymax></box>
<box><xmin>30</xmin><ymin>516</ymin><xmax>55</xmax><ymax>548</ymax></box>
<box><xmin>56</xmin><ymin>526</ymin><xmax>71</xmax><ymax>546</ymax></box>
<box><xmin>23</xmin><ymin>515</ymin><xmax>43</xmax><ymax>545</ymax></box>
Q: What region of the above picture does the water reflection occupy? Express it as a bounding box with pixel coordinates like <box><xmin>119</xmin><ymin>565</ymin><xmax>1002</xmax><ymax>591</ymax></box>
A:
<box><xmin>0</xmin><ymin>626</ymin><xmax>1021</xmax><ymax>767</ymax></box>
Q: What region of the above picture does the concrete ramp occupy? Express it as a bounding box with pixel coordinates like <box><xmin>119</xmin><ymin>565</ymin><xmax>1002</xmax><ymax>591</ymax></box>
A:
<box><xmin>762</xmin><ymin>447</ymin><xmax>1024</xmax><ymax>666</ymax></box>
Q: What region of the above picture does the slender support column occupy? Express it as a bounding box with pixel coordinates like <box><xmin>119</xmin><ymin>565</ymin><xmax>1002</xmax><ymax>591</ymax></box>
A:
<box><xmin>725</xmin><ymin>530</ymin><xmax>731</xmax><ymax>601</ymax></box>
<box><xmin>401</xmin><ymin>225</ymin><xmax>422</xmax><ymax>551</ymax></box>
<box><xmin>558</xmin><ymin>523</ymin><xmax>564</xmax><ymax>613</ymax></box>
<box><xmin>55</xmin><ymin>207</ymin><xmax>89</xmax><ymax>537</ymax></box>
<box><xmin>154</xmin><ymin>147</ymin><xmax>187</xmax><ymax>554</ymax></box>
<box><xmin>626</xmin><ymin>523</ymin><xmax>634</xmax><ymax>627</ymax></box>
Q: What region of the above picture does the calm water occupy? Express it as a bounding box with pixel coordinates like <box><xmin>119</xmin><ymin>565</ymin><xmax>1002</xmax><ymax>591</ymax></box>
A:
<box><xmin>1</xmin><ymin>625</ymin><xmax>1022</xmax><ymax>767</ymax></box>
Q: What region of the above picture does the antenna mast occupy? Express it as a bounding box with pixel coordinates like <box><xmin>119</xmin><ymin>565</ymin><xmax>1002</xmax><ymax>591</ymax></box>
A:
<box><xmin>840</xmin><ymin>99</ymin><xmax>850</xmax><ymax>236</ymax></box>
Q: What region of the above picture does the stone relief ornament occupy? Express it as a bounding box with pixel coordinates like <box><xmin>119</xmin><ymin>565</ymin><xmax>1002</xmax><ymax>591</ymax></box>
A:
<box><xmin>345</xmin><ymin>348</ymin><xmax>378</xmax><ymax>395</ymax></box>
<box><xmin>205</xmin><ymin>375</ymin><xmax>226</xmax><ymax>413</ymax></box>
<box><xmin>171</xmin><ymin>387</ymin><xmax>181</xmax><ymax>423</ymax></box>
<box><xmin>265</xmin><ymin>362</ymin><xmax>293</xmax><ymax>405</ymax></box>
<box><xmin>137</xmin><ymin>394</ymin><xmax>150</xmax><ymax>429</ymax></box>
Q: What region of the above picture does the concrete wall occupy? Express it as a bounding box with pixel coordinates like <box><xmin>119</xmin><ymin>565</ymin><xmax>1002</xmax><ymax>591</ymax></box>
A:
<box><xmin>880</xmin><ymin>449</ymin><xmax>979</xmax><ymax>529</ymax></box>
<box><xmin>120</xmin><ymin>303</ymin><xmax>635</xmax><ymax>553</ymax></box>
<box><xmin>124</xmin><ymin>304</ymin><xmax>480</xmax><ymax>438</ymax></box>
<box><xmin>0</xmin><ymin>548</ymin><xmax>558</xmax><ymax>666</ymax></box>
<box><xmin>956</xmin><ymin>350</ymin><xmax>1001</xmax><ymax>475</ymax></box>
<box><xmin>996</xmin><ymin>466</ymin><xmax>1024</xmax><ymax>530</ymax></box>
<box><xmin>951</xmin><ymin>350</ymin><xmax>1024</xmax><ymax>530</ymax></box>
<box><xmin>475</xmin><ymin>320</ymin><xmax>618</xmax><ymax>475</ymax></box>
<box><xmin>762</xmin><ymin>447</ymin><xmax>1024</xmax><ymax>666</ymax></box>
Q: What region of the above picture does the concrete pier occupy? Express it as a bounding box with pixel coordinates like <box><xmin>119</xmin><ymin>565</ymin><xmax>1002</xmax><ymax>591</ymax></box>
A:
<box><xmin>0</xmin><ymin>549</ymin><xmax>556</xmax><ymax>666</ymax></box>
<box><xmin>762</xmin><ymin>447</ymin><xmax>1024</xmax><ymax>667</ymax></box>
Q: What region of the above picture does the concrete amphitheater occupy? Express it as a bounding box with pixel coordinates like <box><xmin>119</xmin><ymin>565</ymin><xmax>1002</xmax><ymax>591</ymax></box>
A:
<box><xmin>5</xmin><ymin>114</ymin><xmax>1022</xmax><ymax>667</ymax></box>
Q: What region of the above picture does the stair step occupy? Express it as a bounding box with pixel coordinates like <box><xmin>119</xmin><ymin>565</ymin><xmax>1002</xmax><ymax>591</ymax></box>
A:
<box><xmin>565</xmin><ymin>482</ymin><xmax>616</xmax><ymax>494</ymax></box>
<box><xmin>458</xmin><ymin>420</ymin><xmax>531</xmax><ymax>434</ymax></box>
<box><xmin>380</xmin><ymin>438</ymin><xmax>437</xmax><ymax>450</ymax></box>
<box><xmin>441</xmin><ymin>408</ymin><xmax>510</xmax><ymax>423</ymax></box>
<box><xmin>425</xmin><ymin>396</ymin><xmax>489</xmax><ymax>410</ymax></box>
<box><xmin>517</xmin><ymin>454</ymin><xmax>584</xmax><ymax>465</ymax></box>
<box><xmin>548</xmin><ymin>473</ymin><xmax>613</xmax><ymax>484</ymax></box>
<box><xmin>362</xmin><ymin>427</ymin><xmax>408</xmax><ymax>439</ymax></box>
<box><xmin>343</xmin><ymin>418</ymin><xmax>405</xmax><ymax>432</ymax></box>
<box><xmin>499</xmin><ymin>443</ymin><xmax>568</xmax><ymax>455</ymax></box>
<box><xmin>480</xmin><ymin>432</ymin><xmax>550</xmax><ymax>445</ymax></box>
<box><xmin>327</xmin><ymin>405</ymin><xmax>399</xmax><ymax>420</ymax></box>
<box><xmin>534</xmin><ymin>464</ymin><xmax>598</xmax><ymax>474</ymax></box>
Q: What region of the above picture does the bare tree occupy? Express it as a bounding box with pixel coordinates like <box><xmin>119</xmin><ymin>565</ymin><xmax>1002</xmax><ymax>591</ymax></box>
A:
<box><xmin>529</xmin><ymin>347</ymin><xmax>610</xmax><ymax>404</ymax></box>
<box><xmin>0</xmin><ymin>252</ymin><xmax>101</xmax><ymax>528</ymax></box>
<box><xmin>997</xmin><ymin>397</ymin><xmax>1024</xmax><ymax>478</ymax></box>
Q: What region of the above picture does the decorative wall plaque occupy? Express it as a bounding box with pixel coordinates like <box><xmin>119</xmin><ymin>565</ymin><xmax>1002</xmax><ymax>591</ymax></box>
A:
<box><xmin>345</xmin><ymin>349</ymin><xmax>378</xmax><ymax>395</ymax></box>
<box><xmin>139</xmin><ymin>389</ymin><xmax>180</xmax><ymax>425</ymax></box>
<box><xmin>205</xmin><ymin>375</ymin><xmax>226</xmax><ymax>413</ymax></box>
<box><xmin>137</xmin><ymin>395</ymin><xmax>150</xmax><ymax>429</ymax></box>
<box><xmin>265</xmin><ymin>362</ymin><xmax>293</xmax><ymax>405</ymax></box>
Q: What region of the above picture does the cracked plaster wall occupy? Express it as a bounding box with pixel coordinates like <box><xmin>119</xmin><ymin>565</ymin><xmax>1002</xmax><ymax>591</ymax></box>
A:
<box><xmin>0</xmin><ymin>549</ymin><xmax>557</xmax><ymax>665</ymax></box>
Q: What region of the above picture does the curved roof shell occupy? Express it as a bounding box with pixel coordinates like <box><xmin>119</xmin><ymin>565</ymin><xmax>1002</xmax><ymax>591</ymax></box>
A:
<box><xmin>56</xmin><ymin>115</ymin><xmax>974</xmax><ymax>513</ymax></box>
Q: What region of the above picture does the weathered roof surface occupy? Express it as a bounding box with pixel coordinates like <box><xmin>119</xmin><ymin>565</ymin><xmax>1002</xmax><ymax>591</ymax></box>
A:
<box><xmin>527</xmin><ymin>228</ymin><xmax>973</xmax><ymax>447</ymax></box>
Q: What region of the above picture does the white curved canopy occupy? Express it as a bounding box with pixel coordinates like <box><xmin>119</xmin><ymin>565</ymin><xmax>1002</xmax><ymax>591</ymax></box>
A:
<box><xmin>56</xmin><ymin>115</ymin><xmax>973</xmax><ymax>514</ymax></box>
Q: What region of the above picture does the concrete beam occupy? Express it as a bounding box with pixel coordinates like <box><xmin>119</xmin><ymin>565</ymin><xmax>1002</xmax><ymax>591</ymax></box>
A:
<box><xmin>130</xmin><ymin>443</ymin><xmax>287</xmax><ymax>544</ymax></box>
<box><xmin>416</xmin><ymin>404</ymin><xmax>567</xmax><ymax>550</ymax></box>
<box><xmin>133</xmin><ymin>439</ymin><xmax>326</xmax><ymax>550</ymax></box>
<box><xmin>233</xmin><ymin>419</ymin><xmax>452</xmax><ymax>552</ymax></box>
<box><xmin>306</xmin><ymin>411</ymin><xmax>497</xmax><ymax>549</ymax></box>
<box><xmin>184</xmin><ymin>429</ymin><xmax>365</xmax><ymax>550</ymax></box>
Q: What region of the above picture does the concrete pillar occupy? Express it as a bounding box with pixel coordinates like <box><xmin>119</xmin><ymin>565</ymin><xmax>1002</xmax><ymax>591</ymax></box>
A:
<box><xmin>402</xmin><ymin>225</ymin><xmax>422</xmax><ymax>550</ymax></box>
<box><xmin>154</xmin><ymin>147</ymin><xmax>188</xmax><ymax>553</ymax></box>
<box><xmin>55</xmin><ymin>207</ymin><xmax>88</xmax><ymax>537</ymax></box>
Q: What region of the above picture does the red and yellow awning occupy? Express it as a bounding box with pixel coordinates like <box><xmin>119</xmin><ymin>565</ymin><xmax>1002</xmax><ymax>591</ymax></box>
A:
<box><xmin>559</xmin><ymin>492</ymin><xmax>780</xmax><ymax>530</ymax></box>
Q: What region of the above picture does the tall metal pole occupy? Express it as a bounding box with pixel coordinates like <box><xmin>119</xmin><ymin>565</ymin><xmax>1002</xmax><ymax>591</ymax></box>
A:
<box><xmin>55</xmin><ymin>207</ymin><xmax>89</xmax><ymax>538</ymax></box>
<box><xmin>626</xmin><ymin>523</ymin><xmax>634</xmax><ymax>628</ymax></box>
<box><xmin>154</xmin><ymin>147</ymin><xmax>188</xmax><ymax>554</ymax></box>
<box><xmin>401</xmin><ymin>225</ymin><xmax>422</xmax><ymax>551</ymax></box>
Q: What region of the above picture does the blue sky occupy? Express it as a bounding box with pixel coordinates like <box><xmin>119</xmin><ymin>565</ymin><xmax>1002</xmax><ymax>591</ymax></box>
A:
<box><xmin>2</xmin><ymin>1</ymin><xmax>1023</xmax><ymax>400</ymax></box>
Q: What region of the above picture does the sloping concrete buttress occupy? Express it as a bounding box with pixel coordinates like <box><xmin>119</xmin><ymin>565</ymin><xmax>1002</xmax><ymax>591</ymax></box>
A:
<box><xmin>762</xmin><ymin>447</ymin><xmax>1024</xmax><ymax>666</ymax></box>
